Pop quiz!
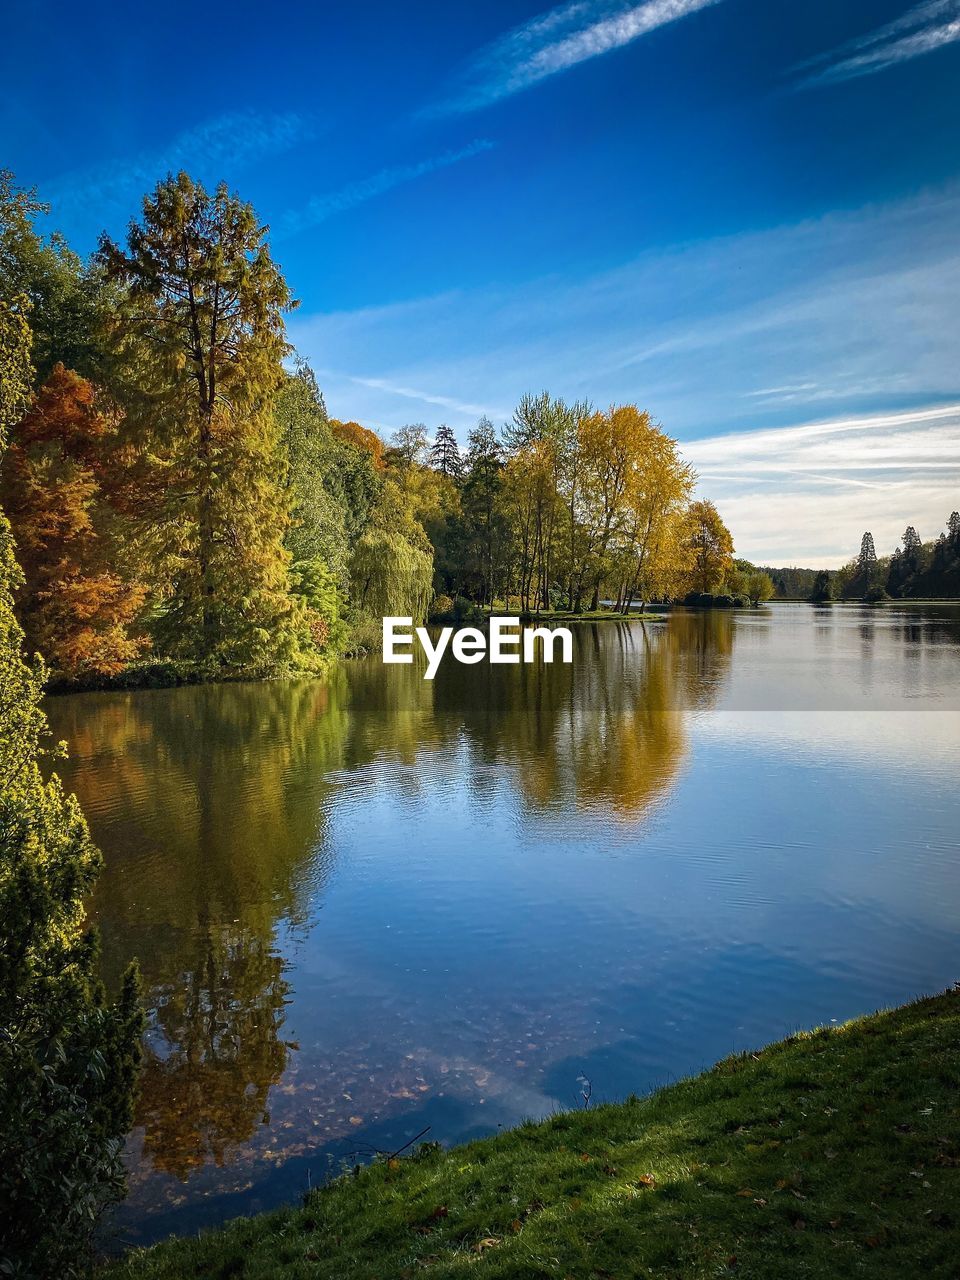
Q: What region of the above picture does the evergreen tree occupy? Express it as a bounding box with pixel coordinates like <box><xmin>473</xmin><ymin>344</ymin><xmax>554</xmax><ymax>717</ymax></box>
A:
<box><xmin>810</xmin><ymin>569</ymin><xmax>833</xmax><ymax>602</ymax></box>
<box><xmin>97</xmin><ymin>172</ymin><xmax>311</xmax><ymax>672</ymax></box>
<box><xmin>857</xmin><ymin>531</ymin><xmax>877</xmax><ymax>575</ymax></box>
<box><xmin>0</xmin><ymin>293</ymin><xmax>142</xmax><ymax>1276</ymax></box>
<box><xmin>429</xmin><ymin>423</ymin><xmax>464</xmax><ymax>481</ymax></box>
<box><xmin>902</xmin><ymin>525</ymin><xmax>922</xmax><ymax>553</ymax></box>
<box><xmin>461</xmin><ymin>416</ymin><xmax>508</xmax><ymax>604</ymax></box>
<box><xmin>947</xmin><ymin>511</ymin><xmax>960</xmax><ymax>553</ymax></box>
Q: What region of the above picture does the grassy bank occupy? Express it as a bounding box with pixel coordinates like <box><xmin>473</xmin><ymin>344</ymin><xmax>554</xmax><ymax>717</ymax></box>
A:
<box><xmin>109</xmin><ymin>989</ymin><xmax>959</xmax><ymax>1279</ymax></box>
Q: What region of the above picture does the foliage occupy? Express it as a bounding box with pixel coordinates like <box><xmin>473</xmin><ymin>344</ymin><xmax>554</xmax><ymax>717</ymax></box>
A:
<box><xmin>0</xmin><ymin>169</ymin><xmax>106</xmax><ymax>383</ymax></box>
<box><xmin>107</xmin><ymin>989</ymin><xmax>960</xmax><ymax>1280</ymax></box>
<box><xmin>290</xmin><ymin>556</ymin><xmax>348</xmax><ymax>653</ymax></box>
<box><xmin>330</xmin><ymin>419</ymin><xmax>385</xmax><ymax>470</ymax></box>
<box><xmin>97</xmin><ymin>172</ymin><xmax>313</xmax><ymax>673</ymax></box>
<box><xmin>1</xmin><ymin>364</ymin><xmax>147</xmax><ymax>676</ymax></box>
<box><xmin>687</xmin><ymin>499</ymin><xmax>735</xmax><ymax>594</ymax></box>
<box><xmin>275</xmin><ymin>365</ymin><xmax>349</xmax><ymax>577</ymax></box>
<box><xmin>0</xmin><ymin>289</ymin><xmax>143</xmax><ymax>1277</ymax></box>
<box><xmin>349</xmin><ymin>528</ymin><xmax>433</xmax><ymax>626</ymax></box>
<box><xmin>810</xmin><ymin>569</ymin><xmax>833</xmax><ymax>602</ymax></box>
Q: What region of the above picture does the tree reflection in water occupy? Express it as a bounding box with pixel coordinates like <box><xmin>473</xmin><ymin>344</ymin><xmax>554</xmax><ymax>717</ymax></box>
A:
<box><xmin>45</xmin><ymin>615</ymin><xmax>735</xmax><ymax>1222</ymax></box>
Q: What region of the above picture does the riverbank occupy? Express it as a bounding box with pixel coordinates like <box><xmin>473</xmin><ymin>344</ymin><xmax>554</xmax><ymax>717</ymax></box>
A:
<box><xmin>106</xmin><ymin>988</ymin><xmax>959</xmax><ymax>1279</ymax></box>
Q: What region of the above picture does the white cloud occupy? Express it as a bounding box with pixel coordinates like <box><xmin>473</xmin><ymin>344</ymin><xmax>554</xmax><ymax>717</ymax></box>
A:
<box><xmin>276</xmin><ymin>141</ymin><xmax>495</xmax><ymax>240</ymax></box>
<box><xmin>430</xmin><ymin>0</ymin><xmax>721</xmax><ymax>113</ymax></box>
<box><xmin>684</xmin><ymin>405</ymin><xmax>960</xmax><ymax>565</ymax></box>
<box><xmin>797</xmin><ymin>0</ymin><xmax>960</xmax><ymax>86</ymax></box>
<box><xmin>45</xmin><ymin>111</ymin><xmax>319</xmax><ymax>214</ymax></box>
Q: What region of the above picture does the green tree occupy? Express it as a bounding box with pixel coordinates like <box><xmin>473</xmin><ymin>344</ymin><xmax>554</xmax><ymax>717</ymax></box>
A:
<box><xmin>810</xmin><ymin>569</ymin><xmax>833</xmax><ymax>602</ymax></box>
<box><xmin>389</xmin><ymin>423</ymin><xmax>429</xmax><ymax>469</ymax></box>
<box><xmin>276</xmin><ymin>363</ymin><xmax>349</xmax><ymax>574</ymax></box>
<box><xmin>745</xmin><ymin>569</ymin><xmax>775</xmax><ymax>605</ymax></box>
<box><xmin>97</xmin><ymin>172</ymin><xmax>311</xmax><ymax>672</ymax></box>
<box><xmin>0</xmin><ymin>169</ymin><xmax>105</xmax><ymax>383</ymax></box>
<box><xmin>0</xmin><ymin>288</ymin><xmax>142</xmax><ymax>1276</ymax></box>
<box><xmin>429</xmin><ymin>424</ymin><xmax>464</xmax><ymax>481</ymax></box>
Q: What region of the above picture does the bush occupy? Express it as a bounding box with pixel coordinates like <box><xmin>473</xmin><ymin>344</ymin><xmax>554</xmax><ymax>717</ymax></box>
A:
<box><xmin>0</xmin><ymin>515</ymin><xmax>143</xmax><ymax>1277</ymax></box>
<box><xmin>683</xmin><ymin>591</ymin><xmax>742</xmax><ymax>608</ymax></box>
<box><xmin>452</xmin><ymin>596</ymin><xmax>485</xmax><ymax>625</ymax></box>
<box><xmin>429</xmin><ymin>593</ymin><xmax>454</xmax><ymax>622</ymax></box>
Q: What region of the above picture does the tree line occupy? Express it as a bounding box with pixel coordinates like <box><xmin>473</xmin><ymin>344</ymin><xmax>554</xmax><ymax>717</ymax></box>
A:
<box><xmin>0</xmin><ymin>167</ymin><xmax>762</xmax><ymax>686</ymax></box>
<box><xmin>834</xmin><ymin>519</ymin><xmax>960</xmax><ymax>602</ymax></box>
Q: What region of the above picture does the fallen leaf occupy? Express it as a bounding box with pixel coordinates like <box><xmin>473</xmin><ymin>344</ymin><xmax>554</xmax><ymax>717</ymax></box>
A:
<box><xmin>474</xmin><ymin>1237</ymin><xmax>501</xmax><ymax>1253</ymax></box>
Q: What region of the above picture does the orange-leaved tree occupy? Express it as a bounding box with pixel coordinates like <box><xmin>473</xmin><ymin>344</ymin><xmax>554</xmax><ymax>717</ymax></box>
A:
<box><xmin>0</xmin><ymin>363</ymin><xmax>146</xmax><ymax>676</ymax></box>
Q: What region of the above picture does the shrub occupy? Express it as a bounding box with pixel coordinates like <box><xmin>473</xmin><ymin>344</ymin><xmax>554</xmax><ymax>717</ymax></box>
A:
<box><xmin>452</xmin><ymin>596</ymin><xmax>486</xmax><ymax>625</ymax></box>
<box><xmin>0</xmin><ymin>514</ymin><xmax>143</xmax><ymax>1277</ymax></box>
<box><xmin>429</xmin><ymin>593</ymin><xmax>454</xmax><ymax>622</ymax></box>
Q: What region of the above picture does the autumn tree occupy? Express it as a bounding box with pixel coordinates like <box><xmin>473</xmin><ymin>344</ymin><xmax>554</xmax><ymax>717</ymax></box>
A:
<box><xmin>330</xmin><ymin>417</ymin><xmax>385</xmax><ymax>469</ymax></box>
<box><xmin>686</xmin><ymin>499</ymin><xmax>734</xmax><ymax>593</ymax></box>
<box><xmin>97</xmin><ymin>172</ymin><xmax>312</xmax><ymax>672</ymax></box>
<box><xmin>1</xmin><ymin>364</ymin><xmax>146</xmax><ymax>676</ymax></box>
<box><xmin>615</xmin><ymin>413</ymin><xmax>695</xmax><ymax>610</ymax></box>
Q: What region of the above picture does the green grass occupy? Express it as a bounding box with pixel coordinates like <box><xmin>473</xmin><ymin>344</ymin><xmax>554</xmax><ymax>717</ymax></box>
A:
<box><xmin>108</xmin><ymin>989</ymin><xmax>960</xmax><ymax>1279</ymax></box>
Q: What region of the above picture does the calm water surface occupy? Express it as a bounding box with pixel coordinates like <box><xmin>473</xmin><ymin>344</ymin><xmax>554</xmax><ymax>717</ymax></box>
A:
<box><xmin>45</xmin><ymin>604</ymin><xmax>960</xmax><ymax>1246</ymax></box>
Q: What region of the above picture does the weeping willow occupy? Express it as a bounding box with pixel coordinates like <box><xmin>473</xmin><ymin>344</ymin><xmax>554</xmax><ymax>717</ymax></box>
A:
<box><xmin>350</xmin><ymin>529</ymin><xmax>433</xmax><ymax>624</ymax></box>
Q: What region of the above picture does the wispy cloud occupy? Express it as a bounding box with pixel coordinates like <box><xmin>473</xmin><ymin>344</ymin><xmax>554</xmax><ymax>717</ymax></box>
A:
<box><xmin>429</xmin><ymin>0</ymin><xmax>721</xmax><ymax>114</ymax></box>
<box><xmin>275</xmin><ymin>140</ymin><xmax>495</xmax><ymax>240</ymax></box>
<box><xmin>685</xmin><ymin>404</ymin><xmax>960</xmax><ymax>565</ymax></box>
<box><xmin>325</xmin><ymin>371</ymin><xmax>505</xmax><ymax>421</ymax></box>
<box><xmin>45</xmin><ymin>110</ymin><xmax>319</xmax><ymax>214</ymax></box>
<box><xmin>797</xmin><ymin>0</ymin><xmax>960</xmax><ymax>87</ymax></box>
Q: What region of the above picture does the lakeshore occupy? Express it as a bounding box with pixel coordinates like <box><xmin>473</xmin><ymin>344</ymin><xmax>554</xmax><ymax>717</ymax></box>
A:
<box><xmin>106</xmin><ymin>989</ymin><xmax>960</xmax><ymax>1279</ymax></box>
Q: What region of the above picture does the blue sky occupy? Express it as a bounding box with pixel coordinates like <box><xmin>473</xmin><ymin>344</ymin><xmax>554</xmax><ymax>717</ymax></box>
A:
<box><xmin>3</xmin><ymin>0</ymin><xmax>959</xmax><ymax>565</ymax></box>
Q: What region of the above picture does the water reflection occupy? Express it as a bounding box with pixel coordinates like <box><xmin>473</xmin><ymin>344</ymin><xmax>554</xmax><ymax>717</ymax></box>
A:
<box><xmin>43</xmin><ymin>605</ymin><xmax>960</xmax><ymax>1244</ymax></box>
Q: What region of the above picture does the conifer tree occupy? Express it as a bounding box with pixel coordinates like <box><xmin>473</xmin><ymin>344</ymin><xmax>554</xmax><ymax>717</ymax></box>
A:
<box><xmin>97</xmin><ymin>172</ymin><xmax>311</xmax><ymax>672</ymax></box>
<box><xmin>857</xmin><ymin>531</ymin><xmax>877</xmax><ymax>574</ymax></box>
<box><xmin>429</xmin><ymin>423</ymin><xmax>464</xmax><ymax>481</ymax></box>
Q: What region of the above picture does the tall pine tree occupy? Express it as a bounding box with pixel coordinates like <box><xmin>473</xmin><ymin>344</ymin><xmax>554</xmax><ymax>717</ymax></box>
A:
<box><xmin>97</xmin><ymin>173</ymin><xmax>312</xmax><ymax>672</ymax></box>
<box><xmin>429</xmin><ymin>423</ymin><xmax>464</xmax><ymax>481</ymax></box>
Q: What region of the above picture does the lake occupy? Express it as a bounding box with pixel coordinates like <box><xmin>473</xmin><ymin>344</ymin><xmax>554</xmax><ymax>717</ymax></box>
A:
<box><xmin>44</xmin><ymin>603</ymin><xmax>960</xmax><ymax>1247</ymax></box>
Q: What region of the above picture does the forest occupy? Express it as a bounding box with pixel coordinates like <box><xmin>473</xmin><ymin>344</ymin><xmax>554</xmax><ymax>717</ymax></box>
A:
<box><xmin>0</xmin><ymin>167</ymin><xmax>774</xmax><ymax>688</ymax></box>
